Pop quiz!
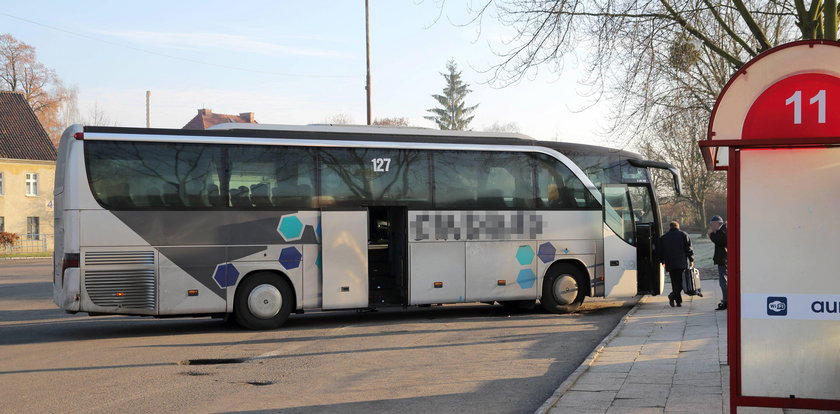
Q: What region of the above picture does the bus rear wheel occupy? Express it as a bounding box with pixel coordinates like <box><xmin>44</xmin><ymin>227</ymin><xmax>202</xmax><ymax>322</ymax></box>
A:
<box><xmin>541</xmin><ymin>264</ymin><xmax>586</xmax><ymax>314</ymax></box>
<box><xmin>234</xmin><ymin>272</ymin><xmax>294</xmax><ymax>330</ymax></box>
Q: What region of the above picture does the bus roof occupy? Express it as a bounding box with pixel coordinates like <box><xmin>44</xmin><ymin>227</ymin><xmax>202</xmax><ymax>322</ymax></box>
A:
<box><xmin>82</xmin><ymin>123</ymin><xmax>644</xmax><ymax>160</ymax></box>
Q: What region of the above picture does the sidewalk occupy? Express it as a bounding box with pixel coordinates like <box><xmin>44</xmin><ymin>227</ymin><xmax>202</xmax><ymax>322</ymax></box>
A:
<box><xmin>536</xmin><ymin>278</ymin><xmax>833</xmax><ymax>414</ymax></box>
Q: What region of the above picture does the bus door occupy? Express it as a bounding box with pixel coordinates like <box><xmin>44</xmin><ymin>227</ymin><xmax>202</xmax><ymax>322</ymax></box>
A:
<box><xmin>629</xmin><ymin>185</ymin><xmax>664</xmax><ymax>295</ymax></box>
<box><xmin>320</xmin><ymin>209</ymin><xmax>369</xmax><ymax>309</ymax></box>
<box><xmin>602</xmin><ymin>185</ymin><xmax>639</xmax><ymax>297</ymax></box>
<box><xmin>367</xmin><ymin>206</ymin><xmax>408</xmax><ymax>306</ymax></box>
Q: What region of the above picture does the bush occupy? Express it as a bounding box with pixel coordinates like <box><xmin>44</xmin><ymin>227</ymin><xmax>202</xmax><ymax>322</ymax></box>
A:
<box><xmin>0</xmin><ymin>232</ymin><xmax>20</xmax><ymax>249</ymax></box>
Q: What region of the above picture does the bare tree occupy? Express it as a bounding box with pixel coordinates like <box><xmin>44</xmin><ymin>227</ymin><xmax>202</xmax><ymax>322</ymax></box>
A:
<box><xmin>373</xmin><ymin>117</ymin><xmax>411</xmax><ymax>126</ymax></box>
<box><xmin>324</xmin><ymin>113</ymin><xmax>354</xmax><ymax>125</ymax></box>
<box><xmin>0</xmin><ymin>34</ymin><xmax>74</xmax><ymax>145</ymax></box>
<box><xmin>447</xmin><ymin>1</ymin><xmax>814</xmax><ymax>227</ymax></box>
<box><xmin>483</xmin><ymin>121</ymin><xmax>521</xmax><ymax>133</ymax></box>
<box><xmin>638</xmin><ymin>90</ymin><xmax>726</xmax><ymax>228</ymax></box>
<box><xmin>84</xmin><ymin>102</ymin><xmax>117</xmax><ymax>126</ymax></box>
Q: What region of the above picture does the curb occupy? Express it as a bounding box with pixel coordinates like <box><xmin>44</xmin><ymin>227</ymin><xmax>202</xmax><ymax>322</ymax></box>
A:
<box><xmin>534</xmin><ymin>295</ymin><xmax>650</xmax><ymax>414</ymax></box>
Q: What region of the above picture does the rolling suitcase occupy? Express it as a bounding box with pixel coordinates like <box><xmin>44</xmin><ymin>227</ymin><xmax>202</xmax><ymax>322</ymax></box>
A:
<box><xmin>683</xmin><ymin>267</ymin><xmax>703</xmax><ymax>296</ymax></box>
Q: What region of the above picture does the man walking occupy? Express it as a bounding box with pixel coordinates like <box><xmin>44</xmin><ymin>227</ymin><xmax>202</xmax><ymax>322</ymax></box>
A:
<box><xmin>708</xmin><ymin>215</ymin><xmax>728</xmax><ymax>310</ymax></box>
<box><xmin>659</xmin><ymin>221</ymin><xmax>694</xmax><ymax>307</ymax></box>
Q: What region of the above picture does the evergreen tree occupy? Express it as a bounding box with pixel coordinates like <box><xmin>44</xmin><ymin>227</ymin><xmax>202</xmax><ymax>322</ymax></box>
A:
<box><xmin>424</xmin><ymin>59</ymin><xmax>478</xmax><ymax>130</ymax></box>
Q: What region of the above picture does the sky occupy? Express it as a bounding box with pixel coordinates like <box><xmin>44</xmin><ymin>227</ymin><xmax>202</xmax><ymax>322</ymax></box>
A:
<box><xmin>0</xmin><ymin>0</ymin><xmax>611</xmax><ymax>146</ymax></box>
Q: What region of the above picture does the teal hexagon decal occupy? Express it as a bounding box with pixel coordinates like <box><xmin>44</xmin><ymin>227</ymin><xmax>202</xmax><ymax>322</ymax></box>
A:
<box><xmin>517</xmin><ymin>269</ymin><xmax>536</xmax><ymax>289</ymax></box>
<box><xmin>277</xmin><ymin>214</ymin><xmax>304</xmax><ymax>241</ymax></box>
<box><xmin>515</xmin><ymin>245</ymin><xmax>535</xmax><ymax>265</ymax></box>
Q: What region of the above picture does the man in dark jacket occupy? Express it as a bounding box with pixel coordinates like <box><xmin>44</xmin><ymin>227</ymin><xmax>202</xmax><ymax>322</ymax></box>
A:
<box><xmin>708</xmin><ymin>215</ymin><xmax>728</xmax><ymax>310</ymax></box>
<box><xmin>659</xmin><ymin>221</ymin><xmax>694</xmax><ymax>307</ymax></box>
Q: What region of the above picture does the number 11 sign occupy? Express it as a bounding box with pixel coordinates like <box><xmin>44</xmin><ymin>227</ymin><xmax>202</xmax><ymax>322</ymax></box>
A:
<box><xmin>743</xmin><ymin>73</ymin><xmax>840</xmax><ymax>139</ymax></box>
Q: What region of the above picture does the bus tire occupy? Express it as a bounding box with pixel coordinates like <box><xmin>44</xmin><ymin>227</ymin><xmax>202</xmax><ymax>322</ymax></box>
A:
<box><xmin>234</xmin><ymin>272</ymin><xmax>294</xmax><ymax>330</ymax></box>
<box><xmin>541</xmin><ymin>264</ymin><xmax>586</xmax><ymax>314</ymax></box>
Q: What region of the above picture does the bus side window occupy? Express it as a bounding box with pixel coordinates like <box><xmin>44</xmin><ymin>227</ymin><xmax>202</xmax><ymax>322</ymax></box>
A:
<box><xmin>250</xmin><ymin>183</ymin><xmax>271</xmax><ymax>207</ymax></box>
<box><xmin>161</xmin><ymin>183</ymin><xmax>182</xmax><ymax>208</ymax></box>
<box><xmin>433</xmin><ymin>151</ymin><xmax>532</xmax><ymax>210</ymax></box>
<box><xmin>207</xmin><ymin>184</ymin><xmax>223</xmax><ymax>208</ymax></box>
<box><xmin>230</xmin><ymin>186</ymin><xmax>252</xmax><ymax>208</ymax></box>
<box><xmin>534</xmin><ymin>153</ymin><xmax>600</xmax><ymax>210</ymax></box>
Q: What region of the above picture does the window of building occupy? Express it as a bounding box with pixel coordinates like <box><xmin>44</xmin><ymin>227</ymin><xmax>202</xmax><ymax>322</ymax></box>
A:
<box><xmin>27</xmin><ymin>217</ymin><xmax>40</xmax><ymax>240</ymax></box>
<box><xmin>25</xmin><ymin>173</ymin><xmax>39</xmax><ymax>196</ymax></box>
<box><xmin>0</xmin><ymin>216</ymin><xmax>5</xmax><ymax>233</ymax></box>
<box><xmin>0</xmin><ymin>172</ymin><xmax>4</xmax><ymax>195</ymax></box>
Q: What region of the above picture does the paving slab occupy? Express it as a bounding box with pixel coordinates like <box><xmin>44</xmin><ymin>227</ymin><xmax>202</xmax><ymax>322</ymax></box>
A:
<box><xmin>537</xmin><ymin>279</ymin><xmax>840</xmax><ymax>414</ymax></box>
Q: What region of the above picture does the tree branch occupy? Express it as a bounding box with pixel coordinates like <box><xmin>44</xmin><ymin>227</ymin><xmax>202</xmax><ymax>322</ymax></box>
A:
<box><xmin>702</xmin><ymin>0</ymin><xmax>757</xmax><ymax>56</ymax></box>
<box><xmin>659</xmin><ymin>0</ymin><xmax>744</xmax><ymax>67</ymax></box>
<box><xmin>732</xmin><ymin>0</ymin><xmax>773</xmax><ymax>50</ymax></box>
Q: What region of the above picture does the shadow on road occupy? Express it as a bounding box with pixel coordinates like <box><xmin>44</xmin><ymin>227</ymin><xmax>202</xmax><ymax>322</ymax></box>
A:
<box><xmin>0</xmin><ymin>301</ymin><xmax>632</xmax><ymax>347</ymax></box>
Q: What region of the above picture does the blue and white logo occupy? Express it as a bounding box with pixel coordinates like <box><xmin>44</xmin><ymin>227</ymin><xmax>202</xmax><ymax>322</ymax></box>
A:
<box><xmin>767</xmin><ymin>296</ymin><xmax>787</xmax><ymax>316</ymax></box>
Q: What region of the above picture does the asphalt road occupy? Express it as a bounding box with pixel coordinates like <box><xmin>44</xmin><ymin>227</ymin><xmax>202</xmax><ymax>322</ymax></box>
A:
<box><xmin>0</xmin><ymin>259</ymin><xmax>637</xmax><ymax>414</ymax></box>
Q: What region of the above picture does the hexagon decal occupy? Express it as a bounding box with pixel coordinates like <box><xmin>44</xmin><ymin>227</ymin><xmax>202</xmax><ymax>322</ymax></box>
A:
<box><xmin>315</xmin><ymin>251</ymin><xmax>322</xmax><ymax>269</ymax></box>
<box><xmin>515</xmin><ymin>245</ymin><xmax>535</xmax><ymax>266</ymax></box>
<box><xmin>212</xmin><ymin>263</ymin><xmax>240</xmax><ymax>288</ymax></box>
<box><xmin>517</xmin><ymin>269</ymin><xmax>536</xmax><ymax>289</ymax></box>
<box><xmin>279</xmin><ymin>246</ymin><xmax>302</xmax><ymax>270</ymax></box>
<box><xmin>538</xmin><ymin>242</ymin><xmax>556</xmax><ymax>263</ymax></box>
<box><xmin>277</xmin><ymin>214</ymin><xmax>304</xmax><ymax>241</ymax></box>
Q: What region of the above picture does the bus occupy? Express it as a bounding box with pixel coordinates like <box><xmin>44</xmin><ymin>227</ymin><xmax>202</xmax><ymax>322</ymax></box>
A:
<box><xmin>52</xmin><ymin>124</ymin><xmax>681</xmax><ymax>329</ymax></box>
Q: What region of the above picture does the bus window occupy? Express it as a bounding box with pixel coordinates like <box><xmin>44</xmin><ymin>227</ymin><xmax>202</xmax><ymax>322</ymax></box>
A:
<box><xmin>85</xmin><ymin>141</ymin><xmax>222</xmax><ymax>210</ymax></box>
<box><xmin>628</xmin><ymin>186</ymin><xmax>655</xmax><ymax>224</ymax></box>
<box><xmin>622</xmin><ymin>163</ymin><xmax>650</xmax><ymax>184</ymax></box>
<box><xmin>433</xmin><ymin>151</ymin><xmax>533</xmax><ymax>209</ymax></box>
<box><xmin>604</xmin><ymin>186</ymin><xmax>635</xmax><ymax>244</ymax></box>
<box><xmin>318</xmin><ymin>148</ymin><xmax>430</xmax><ymax>207</ymax></box>
<box><xmin>228</xmin><ymin>145</ymin><xmax>316</xmax><ymax>209</ymax></box>
<box><xmin>533</xmin><ymin>153</ymin><xmax>600</xmax><ymax>210</ymax></box>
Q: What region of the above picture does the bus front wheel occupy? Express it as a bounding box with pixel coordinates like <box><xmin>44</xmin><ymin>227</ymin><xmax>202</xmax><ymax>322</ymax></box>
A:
<box><xmin>234</xmin><ymin>272</ymin><xmax>294</xmax><ymax>330</ymax></box>
<box><xmin>541</xmin><ymin>264</ymin><xmax>586</xmax><ymax>314</ymax></box>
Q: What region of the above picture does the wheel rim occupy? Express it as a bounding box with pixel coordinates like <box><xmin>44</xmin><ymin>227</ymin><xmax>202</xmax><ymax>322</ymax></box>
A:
<box><xmin>247</xmin><ymin>284</ymin><xmax>282</xmax><ymax>319</ymax></box>
<box><xmin>553</xmin><ymin>274</ymin><xmax>579</xmax><ymax>305</ymax></box>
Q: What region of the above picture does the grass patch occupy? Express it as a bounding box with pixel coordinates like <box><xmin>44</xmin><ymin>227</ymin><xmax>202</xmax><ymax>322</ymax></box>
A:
<box><xmin>0</xmin><ymin>251</ymin><xmax>52</xmax><ymax>259</ymax></box>
<box><xmin>688</xmin><ymin>233</ymin><xmax>714</xmax><ymax>270</ymax></box>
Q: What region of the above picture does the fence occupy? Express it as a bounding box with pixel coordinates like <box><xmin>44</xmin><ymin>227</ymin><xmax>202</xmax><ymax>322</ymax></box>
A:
<box><xmin>1</xmin><ymin>234</ymin><xmax>52</xmax><ymax>256</ymax></box>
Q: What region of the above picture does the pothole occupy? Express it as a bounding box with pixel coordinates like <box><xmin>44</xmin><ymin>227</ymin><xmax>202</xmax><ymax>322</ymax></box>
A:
<box><xmin>245</xmin><ymin>381</ymin><xmax>274</xmax><ymax>386</ymax></box>
<box><xmin>177</xmin><ymin>358</ymin><xmax>247</xmax><ymax>365</ymax></box>
<box><xmin>178</xmin><ymin>371</ymin><xmax>214</xmax><ymax>376</ymax></box>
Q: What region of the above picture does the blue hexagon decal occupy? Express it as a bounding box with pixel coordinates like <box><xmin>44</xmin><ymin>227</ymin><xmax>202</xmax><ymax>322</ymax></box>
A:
<box><xmin>279</xmin><ymin>246</ymin><xmax>302</xmax><ymax>270</ymax></box>
<box><xmin>213</xmin><ymin>263</ymin><xmax>240</xmax><ymax>288</ymax></box>
<box><xmin>277</xmin><ymin>214</ymin><xmax>304</xmax><ymax>241</ymax></box>
<box><xmin>315</xmin><ymin>251</ymin><xmax>322</xmax><ymax>269</ymax></box>
<box><xmin>516</xmin><ymin>245</ymin><xmax>535</xmax><ymax>265</ymax></box>
<box><xmin>538</xmin><ymin>242</ymin><xmax>556</xmax><ymax>263</ymax></box>
<box><xmin>517</xmin><ymin>269</ymin><xmax>536</xmax><ymax>289</ymax></box>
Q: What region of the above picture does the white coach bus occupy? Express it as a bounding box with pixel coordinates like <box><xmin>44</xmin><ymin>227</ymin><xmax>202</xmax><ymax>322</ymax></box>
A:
<box><xmin>52</xmin><ymin>124</ymin><xmax>680</xmax><ymax>329</ymax></box>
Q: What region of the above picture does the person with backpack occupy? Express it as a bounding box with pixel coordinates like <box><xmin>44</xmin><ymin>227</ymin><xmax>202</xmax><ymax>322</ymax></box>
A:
<box><xmin>659</xmin><ymin>221</ymin><xmax>694</xmax><ymax>307</ymax></box>
<box><xmin>708</xmin><ymin>215</ymin><xmax>728</xmax><ymax>310</ymax></box>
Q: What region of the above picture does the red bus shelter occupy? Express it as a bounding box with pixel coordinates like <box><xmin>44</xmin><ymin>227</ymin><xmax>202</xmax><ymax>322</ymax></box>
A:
<box><xmin>700</xmin><ymin>40</ymin><xmax>840</xmax><ymax>412</ymax></box>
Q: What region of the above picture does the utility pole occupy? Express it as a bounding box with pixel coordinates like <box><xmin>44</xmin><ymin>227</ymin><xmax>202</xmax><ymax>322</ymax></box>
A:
<box><xmin>365</xmin><ymin>0</ymin><xmax>372</xmax><ymax>125</ymax></box>
<box><xmin>145</xmin><ymin>90</ymin><xmax>151</xmax><ymax>128</ymax></box>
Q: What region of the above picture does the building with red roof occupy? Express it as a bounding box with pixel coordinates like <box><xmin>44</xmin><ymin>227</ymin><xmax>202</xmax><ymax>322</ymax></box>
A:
<box><xmin>182</xmin><ymin>108</ymin><xmax>257</xmax><ymax>130</ymax></box>
<box><xmin>0</xmin><ymin>91</ymin><xmax>57</xmax><ymax>243</ymax></box>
